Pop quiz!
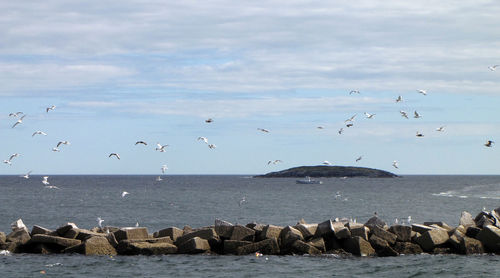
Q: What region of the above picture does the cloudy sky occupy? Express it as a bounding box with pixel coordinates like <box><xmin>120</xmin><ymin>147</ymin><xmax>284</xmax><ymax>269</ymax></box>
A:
<box><xmin>1</xmin><ymin>0</ymin><xmax>499</xmax><ymax>175</ymax></box>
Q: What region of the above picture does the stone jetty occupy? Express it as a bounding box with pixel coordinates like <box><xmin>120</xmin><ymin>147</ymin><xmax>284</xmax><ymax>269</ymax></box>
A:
<box><xmin>1</xmin><ymin>208</ymin><xmax>499</xmax><ymax>257</ymax></box>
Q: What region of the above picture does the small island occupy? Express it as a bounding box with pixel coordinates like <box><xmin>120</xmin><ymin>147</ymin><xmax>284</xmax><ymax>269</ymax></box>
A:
<box><xmin>256</xmin><ymin>165</ymin><xmax>398</xmax><ymax>178</ymax></box>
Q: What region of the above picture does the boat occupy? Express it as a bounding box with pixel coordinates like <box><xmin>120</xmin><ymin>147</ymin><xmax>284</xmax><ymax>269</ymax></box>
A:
<box><xmin>296</xmin><ymin>176</ymin><xmax>322</xmax><ymax>184</ymax></box>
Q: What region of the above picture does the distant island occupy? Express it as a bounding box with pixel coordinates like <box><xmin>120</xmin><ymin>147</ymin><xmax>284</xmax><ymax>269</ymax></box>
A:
<box><xmin>256</xmin><ymin>165</ymin><xmax>398</xmax><ymax>178</ymax></box>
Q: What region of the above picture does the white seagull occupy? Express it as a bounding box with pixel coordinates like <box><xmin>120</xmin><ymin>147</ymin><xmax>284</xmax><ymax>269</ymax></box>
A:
<box><xmin>322</xmin><ymin>160</ymin><xmax>332</xmax><ymax>165</ymax></box>
<box><xmin>355</xmin><ymin>156</ymin><xmax>363</xmax><ymax>162</ymax></box>
<box><xmin>42</xmin><ymin>176</ymin><xmax>50</xmax><ymax>186</ymax></box>
<box><xmin>349</xmin><ymin>90</ymin><xmax>360</xmax><ymax>95</ymax></box>
<box><xmin>400</xmin><ymin>110</ymin><xmax>409</xmax><ymax>119</ymax></box>
<box><xmin>488</xmin><ymin>65</ymin><xmax>499</xmax><ymax>71</ymax></box>
<box><xmin>413</xmin><ymin>111</ymin><xmax>422</xmax><ymax>119</ymax></box>
<box><xmin>32</xmin><ymin>131</ymin><xmax>47</xmax><ymax>137</ymax></box>
<box><xmin>238</xmin><ymin>196</ymin><xmax>247</xmax><ymax>207</ymax></box>
<box><xmin>436</xmin><ymin>126</ymin><xmax>445</xmax><ymax>132</ymax></box>
<box><xmin>3</xmin><ymin>160</ymin><xmax>12</xmax><ymax>165</ymax></box>
<box><xmin>267</xmin><ymin>160</ymin><xmax>282</xmax><ymax>165</ymax></box>
<box><xmin>345</xmin><ymin>114</ymin><xmax>357</xmax><ymax>123</ymax></box>
<box><xmin>135</xmin><ymin>141</ymin><xmax>147</xmax><ymax>146</ymax></box>
<box><xmin>364</xmin><ymin>112</ymin><xmax>375</xmax><ymax>119</ymax></box>
<box><xmin>9</xmin><ymin>153</ymin><xmax>20</xmax><ymax>161</ymax></box>
<box><xmin>9</xmin><ymin>112</ymin><xmax>23</xmax><ymax>117</ymax></box>
<box><xmin>392</xmin><ymin>161</ymin><xmax>399</xmax><ymax>169</ymax></box>
<box><xmin>97</xmin><ymin>217</ymin><xmax>104</xmax><ymax>228</ymax></box>
<box><xmin>395</xmin><ymin>95</ymin><xmax>403</xmax><ymax>103</ymax></box>
<box><xmin>208</xmin><ymin>144</ymin><xmax>216</xmax><ymax>149</ymax></box>
<box><xmin>46</xmin><ymin>105</ymin><xmax>56</xmax><ymax>113</ymax></box>
<box><xmin>21</xmin><ymin>170</ymin><xmax>32</xmax><ymax>179</ymax></box>
<box><xmin>197</xmin><ymin>137</ymin><xmax>208</xmax><ymax>144</ymax></box>
<box><xmin>121</xmin><ymin>191</ymin><xmax>129</xmax><ymax>198</ymax></box>
<box><xmin>156</xmin><ymin>176</ymin><xmax>163</xmax><ymax>181</ymax></box>
<box><xmin>416</xmin><ymin>131</ymin><xmax>424</xmax><ymax>137</ymax></box>
<box><xmin>161</xmin><ymin>164</ymin><xmax>168</xmax><ymax>174</ymax></box>
<box><xmin>109</xmin><ymin>153</ymin><xmax>120</xmax><ymax>160</ymax></box>
<box><xmin>12</xmin><ymin>114</ymin><xmax>26</xmax><ymax>128</ymax></box>
<box><xmin>338</xmin><ymin>128</ymin><xmax>344</xmax><ymax>134</ymax></box>
<box><xmin>156</xmin><ymin>143</ymin><xmax>169</xmax><ymax>152</ymax></box>
<box><xmin>257</xmin><ymin>128</ymin><xmax>269</xmax><ymax>133</ymax></box>
<box><xmin>417</xmin><ymin>89</ymin><xmax>427</xmax><ymax>96</ymax></box>
<box><xmin>52</xmin><ymin>147</ymin><xmax>60</xmax><ymax>152</ymax></box>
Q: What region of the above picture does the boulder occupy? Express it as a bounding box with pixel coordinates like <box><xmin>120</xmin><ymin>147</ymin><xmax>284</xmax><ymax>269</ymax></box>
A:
<box><xmin>343</xmin><ymin>236</ymin><xmax>376</xmax><ymax>256</ymax></box>
<box><xmin>157</xmin><ymin>227</ymin><xmax>183</xmax><ymax>241</ymax></box>
<box><xmin>461</xmin><ymin>236</ymin><xmax>484</xmax><ymax>255</ymax></box>
<box><xmin>230</xmin><ymin>225</ymin><xmax>255</xmax><ymax>242</ymax></box>
<box><xmin>258</xmin><ymin>225</ymin><xmax>283</xmax><ymax>242</ymax></box>
<box><xmin>236</xmin><ymin>238</ymin><xmax>280</xmax><ymax>255</ymax></box>
<box><xmin>73</xmin><ymin>229</ymin><xmax>107</xmax><ymax>241</ymax></box>
<box><xmin>279</xmin><ymin>226</ymin><xmax>304</xmax><ymax>249</ymax></box>
<box><xmin>466</xmin><ymin>226</ymin><xmax>482</xmax><ymax>238</ymax></box>
<box><xmin>294</xmin><ymin>223</ymin><xmax>317</xmax><ymax>240</ymax></box>
<box><xmin>223</xmin><ymin>240</ymin><xmax>253</xmax><ymax>255</ymax></box>
<box><xmin>64</xmin><ymin>236</ymin><xmax>117</xmax><ymax>255</ymax></box>
<box><xmin>432</xmin><ymin>247</ymin><xmax>452</xmax><ymax>254</ymax></box>
<box><xmin>31</xmin><ymin>225</ymin><xmax>53</xmax><ymax>236</ymax></box>
<box><xmin>424</xmin><ymin>222</ymin><xmax>453</xmax><ymax>231</ymax></box>
<box><xmin>106</xmin><ymin>232</ymin><xmax>119</xmax><ymax>248</ymax></box>
<box><xmin>215</xmin><ymin>219</ymin><xmax>234</xmax><ymax>239</ymax></box>
<box><xmin>448</xmin><ymin>230</ymin><xmax>464</xmax><ymax>251</ymax></box>
<box><xmin>31</xmin><ymin>234</ymin><xmax>81</xmax><ymax>248</ymax></box>
<box><xmin>388</xmin><ymin>225</ymin><xmax>412</xmax><ymax>242</ymax></box>
<box><xmin>122</xmin><ymin>237</ymin><xmax>173</xmax><ymax>245</ymax></box>
<box><xmin>182</xmin><ymin>225</ymin><xmax>193</xmax><ymax>235</ymax></box>
<box><xmin>364</xmin><ymin>216</ymin><xmax>387</xmax><ymax>230</ymax></box>
<box><xmin>349</xmin><ymin>225</ymin><xmax>369</xmax><ymax>241</ymax></box>
<box><xmin>114</xmin><ymin>227</ymin><xmax>149</xmax><ymax>242</ymax></box>
<box><xmin>414</xmin><ymin>229</ymin><xmax>449</xmax><ymax>252</ymax></box>
<box><xmin>56</xmin><ymin>223</ymin><xmax>78</xmax><ymax>236</ymax></box>
<box><xmin>0</xmin><ymin>231</ymin><xmax>6</xmax><ymax>245</ymax></box>
<box><xmin>117</xmin><ymin>240</ymin><xmax>177</xmax><ymax>255</ymax></box>
<box><xmin>459</xmin><ymin>211</ymin><xmax>475</xmax><ymax>228</ymax></box>
<box><xmin>291</xmin><ymin>240</ymin><xmax>322</xmax><ymax>255</ymax></box>
<box><xmin>23</xmin><ymin>243</ymin><xmax>61</xmax><ymax>254</ymax></box>
<box><xmin>63</xmin><ymin>228</ymin><xmax>80</xmax><ymax>239</ymax></box>
<box><xmin>6</xmin><ymin>228</ymin><xmax>31</xmax><ymax>245</ymax></box>
<box><xmin>475</xmin><ymin>214</ymin><xmax>494</xmax><ymax>228</ymax></box>
<box><xmin>369</xmin><ymin>235</ymin><xmax>398</xmax><ymax>257</ymax></box>
<box><xmin>307</xmin><ymin>237</ymin><xmax>326</xmax><ymax>252</ymax></box>
<box><xmin>411</xmin><ymin>224</ymin><xmax>434</xmax><ymax>234</ymax></box>
<box><xmin>476</xmin><ymin>225</ymin><xmax>500</xmax><ymax>253</ymax></box>
<box><xmin>315</xmin><ymin>220</ymin><xmax>335</xmax><ymax>237</ymax></box>
<box><xmin>332</xmin><ymin>222</ymin><xmax>351</xmax><ymax>239</ymax></box>
<box><xmin>370</xmin><ymin>226</ymin><xmax>396</xmax><ymax>245</ymax></box>
<box><xmin>393</xmin><ymin>242</ymin><xmax>423</xmax><ymax>254</ymax></box>
<box><xmin>177</xmin><ymin>237</ymin><xmax>211</xmax><ymax>254</ymax></box>
<box><xmin>175</xmin><ymin>228</ymin><xmax>220</xmax><ymax>249</ymax></box>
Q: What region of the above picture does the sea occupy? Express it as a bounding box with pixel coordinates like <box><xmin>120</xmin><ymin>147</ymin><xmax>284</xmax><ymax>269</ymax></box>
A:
<box><xmin>0</xmin><ymin>175</ymin><xmax>499</xmax><ymax>277</ymax></box>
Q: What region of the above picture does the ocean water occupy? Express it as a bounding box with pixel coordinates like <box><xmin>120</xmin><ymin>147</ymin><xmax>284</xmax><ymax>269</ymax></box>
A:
<box><xmin>0</xmin><ymin>175</ymin><xmax>499</xmax><ymax>277</ymax></box>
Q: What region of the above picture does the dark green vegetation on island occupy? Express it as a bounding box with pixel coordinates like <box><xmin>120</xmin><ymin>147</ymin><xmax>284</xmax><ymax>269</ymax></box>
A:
<box><xmin>256</xmin><ymin>165</ymin><xmax>398</xmax><ymax>178</ymax></box>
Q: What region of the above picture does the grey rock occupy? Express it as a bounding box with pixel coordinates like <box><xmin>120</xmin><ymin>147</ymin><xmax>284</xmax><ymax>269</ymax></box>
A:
<box><xmin>476</xmin><ymin>225</ymin><xmax>500</xmax><ymax>253</ymax></box>
<box><xmin>349</xmin><ymin>225</ymin><xmax>369</xmax><ymax>241</ymax></box>
<box><xmin>365</xmin><ymin>216</ymin><xmax>387</xmax><ymax>230</ymax></box>
<box><xmin>31</xmin><ymin>234</ymin><xmax>81</xmax><ymax>248</ymax></box>
<box><xmin>294</xmin><ymin>223</ymin><xmax>318</xmax><ymax>240</ymax></box>
<box><xmin>177</xmin><ymin>237</ymin><xmax>211</xmax><ymax>254</ymax></box>
<box><xmin>236</xmin><ymin>238</ymin><xmax>280</xmax><ymax>255</ymax></box>
<box><xmin>414</xmin><ymin>229</ymin><xmax>449</xmax><ymax>252</ymax></box>
<box><xmin>411</xmin><ymin>224</ymin><xmax>434</xmax><ymax>234</ymax></box>
<box><xmin>369</xmin><ymin>235</ymin><xmax>398</xmax><ymax>257</ymax></box>
<box><xmin>6</xmin><ymin>228</ymin><xmax>31</xmax><ymax>245</ymax></box>
<box><xmin>370</xmin><ymin>226</ymin><xmax>397</xmax><ymax>245</ymax></box>
<box><xmin>175</xmin><ymin>228</ymin><xmax>220</xmax><ymax>248</ymax></box>
<box><xmin>230</xmin><ymin>225</ymin><xmax>255</xmax><ymax>242</ymax></box>
<box><xmin>157</xmin><ymin>227</ymin><xmax>183</xmax><ymax>241</ymax></box>
<box><xmin>307</xmin><ymin>237</ymin><xmax>326</xmax><ymax>252</ymax></box>
<box><xmin>215</xmin><ymin>219</ymin><xmax>234</xmax><ymax>239</ymax></box>
<box><xmin>114</xmin><ymin>227</ymin><xmax>149</xmax><ymax>242</ymax></box>
<box><xmin>56</xmin><ymin>223</ymin><xmax>78</xmax><ymax>236</ymax></box>
<box><xmin>393</xmin><ymin>242</ymin><xmax>423</xmax><ymax>254</ymax></box>
<box><xmin>279</xmin><ymin>226</ymin><xmax>304</xmax><ymax>249</ymax></box>
<box><xmin>343</xmin><ymin>236</ymin><xmax>376</xmax><ymax>256</ymax></box>
<box><xmin>258</xmin><ymin>225</ymin><xmax>283</xmax><ymax>242</ymax></box>
<box><xmin>461</xmin><ymin>236</ymin><xmax>484</xmax><ymax>255</ymax></box>
<box><xmin>64</xmin><ymin>236</ymin><xmax>117</xmax><ymax>255</ymax></box>
<box><xmin>315</xmin><ymin>220</ymin><xmax>335</xmax><ymax>237</ymax></box>
<box><xmin>291</xmin><ymin>240</ymin><xmax>322</xmax><ymax>255</ymax></box>
<box><xmin>31</xmin><ymin>225</ymin><xmax>53</xmax><ymax>236</ymax></box>
<box><xmin>223</xmin><ymin>240</ymin><xmax>253</xmax><ymax>255</ymax></box>
<box><xmin>389</xmin><ymin>225</ymin><xmax>412</xmax><ymax>242</ymax></box>
<box><xmin>466</xmin><ymin>226</ymin><xmax>482</xmax><ymax>238</ymax></box>
<box><xmin>459</xmin><ymin>211</ymin><xmax>475</xmax><ymax>228</ymax></box>
<box><xmin>117</xmin><ymin>241</ymin><xmax>177</xmax><ymax>255</ymax></box>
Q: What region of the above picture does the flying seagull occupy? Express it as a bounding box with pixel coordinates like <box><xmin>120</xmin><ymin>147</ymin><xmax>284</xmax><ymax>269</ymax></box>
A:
<box><xmin>9</xmin><ymin>112</ymin><xmax>23</xmax><ymax>117</ymax></box>
<box><xmin>257</xmin><ymin>128</ymin><xmax>269</xmax><ymax>133</ymax></box>
<box><xmin>3</xmin><ymin>160</ymin><xmax>12</xmax><ymax>165</ymax></box>
<box><xmin>395</xmin><ymin>95</ymin><xmax>403</xmax><ymax>103</ymax></box>
<box><xmin>267</xmin><ymin>160</ymin><xmax>282</xmax><ymax>165</ymax></box>
<box><xmin>345</xmin><ymin>123</ymin><xmax>354</xmax><ymax>128</ymax></box>
<box><xmin>355</xmin><ymin>156</ymin><xmax>363</xmax><ymax>162</ymax></box>
<box><xmin>400</xmin><ymin>110</ymin><xmax>409</xmax><ymax>119</ymax></box>
<box><xmin>135</xmin><ymin>141</ymin><xmax>147</xmax><ymax>146</ymax></box>
<box><xmin>155</xmin><ymin>143</ymin><xmax>169</xmax><ymax>152</ymax></box>
<box><xmin>338</xmin><ymin>128</ymin><xmax>344</xmax><ymax>134</ymax></box>
<box><xmin>488</xmin><ymin>65</ymin><xmax>499</xmax><ymax>71</ymax></box>
<box><xmin>109</xmin><ymin>153</ymin><xmax>120</xmax><ymax>160</ymax></box>
<box><xmin>197</xmin><ymin>137</ymin><xmax>208</xmax><ymax>144</ymax></box>
<box><xmin>413</xmin><ymin>111</ymin><xmax>422</xmax><ymax>119</ymax></box>
<box><xmin>57</xmin><ymin>141</ymin><xmax>70</xmax><ymax>147</ymax></box>
<box><xmin>205</xmin><ymin>118</ymin><xmax>213</xmax><ymax>123</ymax></box>
<box><xmin>392</xmin><ymin>160</ymin><xmax>399</xmax><ymax>169</ymax></box>
<box><xmin>349</xmin><ymin>90</ymin><xmax>360</xmax><ymax>95</ymax></box>
<box><xmin>364</xmin><ymin>112</ymin><xmax>375</xmax><ymax>119</ymax></box>
<box><xmin>208</xmin><ymin>144</ymin><xmax>216</xmax><ymax>149</ymax></box>
<box><xmin>417</xmin><ymin>89</ymin><xmax>427</xmax><ymax>96</ymax></box>
<box><xmin>42</xmin><ymin>176</ymin><xmax>50</xmax><ymax>186</ymax></box>
<box><xmin>32</xmin><ymin>131</ymin><xmax>47</xmax><ymax>137</ymax></box>
<box><xmin>52</xmin><ymin>147</ymin><xmax>60</xmax><ymax>152</ymax></box>
<box><xmin>238</xmin><ymin>196</ymin><xmax>247</xmax><ymax>207</ymax></box>
<box><xmin>46</xmin><ymin>105</ymin><xmax>56</xmax><ymax>113</ymax></box>
<box><xmin>484</xmin><ymin>140</ymin><xmax>494</xmax><ymax>147</ymax></box>
<box><xmin>9</xmin><ymin>153</ymin><xmax>20</xmax><ymax>161</ymax></box>
<box><xmin>317</xmin><ymin>126</ymin><xmax>324</xmax><ymax>129</ymax></box>
<box><xmin>436</xmin><ymin>126</ymin><xmax>445</xmax><ymax>132</ymax></box>
<box><xmin>121</xmin><ymin>191</ymin><xmax>129</xmax><ymax>198</ymax></box>
<box><xmin>21</xmin><ymin>170</ymin><xmax>32</xmax><ymax>179</ymax></box>
<box><xmin>12</xmin><ymin>114</ymin><xmax>26</xmax><ymax>128</ymax></box>
<box><xmin>161</xmin><ymin>164</ymin><xmax>168</xmax><ymax>174</ymax></box>
<box><xmin>345</xmin><ymin>114</ymin><xmax>357</xmax><ymax>123</ymax></box>
<box><xmin>416</xmin><ymin>131</ymin><xmax>424</xmax><ymax>137</ymax></box>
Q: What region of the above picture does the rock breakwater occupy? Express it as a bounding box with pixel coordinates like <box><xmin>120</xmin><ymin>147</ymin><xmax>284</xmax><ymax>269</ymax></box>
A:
<box><xmin>1</xmin><ymin>208</ymin><xmax>499</xmax><ymax>257</ymax></box>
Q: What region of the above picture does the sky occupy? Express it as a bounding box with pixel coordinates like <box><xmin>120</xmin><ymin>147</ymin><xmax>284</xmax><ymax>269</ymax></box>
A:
<box><xmin>1</xmin><ymin>0</ymin><xmax>499</xmax><ymax>175</ymax></box>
